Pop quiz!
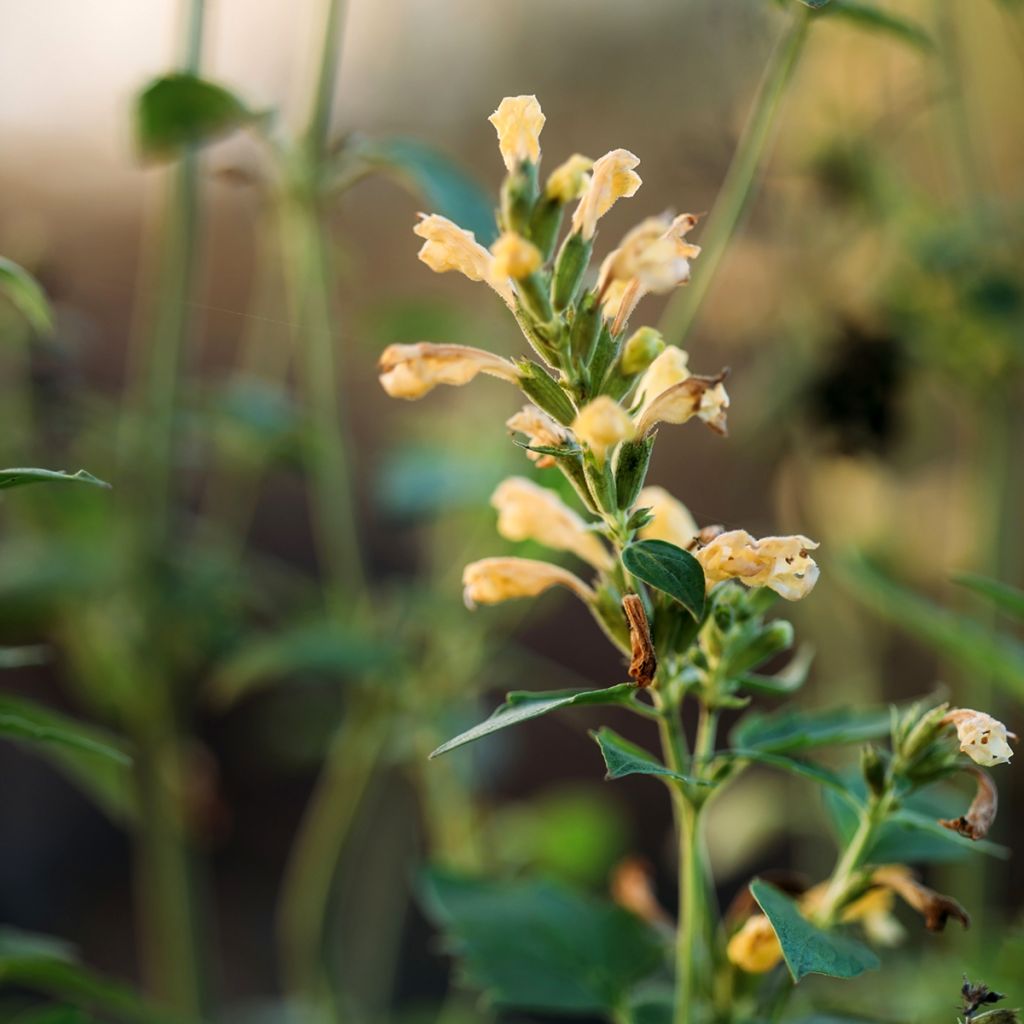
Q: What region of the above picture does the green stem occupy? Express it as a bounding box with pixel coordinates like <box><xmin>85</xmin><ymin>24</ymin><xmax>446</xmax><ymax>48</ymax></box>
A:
<box><xmin>676</xmin><ymin>801</ymin><xmax>706</xmax><ymax>1024</ymax></box>
<box><xmin>658</xmin><ymin>4</ymin><xmax>810</xmax><ymax>346</ymax></box>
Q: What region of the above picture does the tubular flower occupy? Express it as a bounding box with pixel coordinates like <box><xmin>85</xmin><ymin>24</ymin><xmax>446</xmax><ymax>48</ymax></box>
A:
<box><xmin>570</xmin><ymin>149</ymin><xmax>642</xmax><ymax>240</ymax></box>
<box><xmin>378</xmin><ymin>342</ymin><xmax>518</xmax><ymax>400</ymax></box>
<box><xmin>491</xmin><ymin>477</ymin><xmax>612</xmax><ymax>570</ymax></box>
<box><xmin>598</xmin><ymin>213</ymin><xmax>700</xmax><ymax>327</ymax></box>
<box><xmin>635</xmin><ymin>345</ymin><xmax>690</xmax><ymax>417</ymax></box>
<box><xmin>695</xmin><ymin>530</ymin><xmax>820</xmax><ymax>601</ymax></box>
<box><xmin>942</xmin><ymin>709</ymin><xmax>1014</xmax><ymax>767</ymax></box>
<box><xmin>636</xmin><ymin>486</ymin><xmax>699</xmax><ymax>549</ymax></box>
<box><xmin>462</xmin><ymin>556</ymin><xmax>595</xmax><ymax>608</ymax></box>
<box><xmin>506</xmin><ymin>404</ymin><xmax>570</xmax><ymax>467</ymax></box>
<box><xmin>489</xmin><ymin>95</ymin><xmax>545</xmax><ymax>171</ymax></box>
<box><xmin>490</xmin><ymin>232</ymin><xmax>543</xmax><ymax>282</ymax></box>
<box><xmin>572</xmin><ymin>396</ymin><xmax>636</xmax><ymax>462</ymax></box>
<box><xmin>634</xmin><ymin>371</ymin><xmax>730</xmax><ymax>437</ymax></box>
<box><xmin>414</xmin><ymin>214</ymin><xmax>514</xmax><ymax>305</ymax></box>
<box><xmin>726</xmin><ymin>915</ymin><xmax>783</xmax><ymax>974</ymax></box>
<box><xmin>545</xmin><ymin>154</ymin><xmax>593</xmax><ymax>203</ymax></box>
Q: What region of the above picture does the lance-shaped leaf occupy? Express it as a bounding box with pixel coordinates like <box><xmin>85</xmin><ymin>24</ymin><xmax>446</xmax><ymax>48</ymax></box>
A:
<box><xmin>136</xmin><ymin>73</ymin><xmax>259</xmax><ymax>160</ymax></box>
<box><xmin>590</xmin><ymin>727</ymin><xmax>709</xmax><ymax>786</ymax></box>
<box><xmin>724</xmin><ymin>748</ymin><xmax>860</xmax><ymax>806</ymax></box>
<box><xmin>348</xmin><ymin>137</ymin><xmax>497</xmax><ymax>244</ymax></box>
<box><xmin>0</xmin><ymin>468</ymin><xmax>110</xmax><ymax>492</ymax></box>
<box><xmin>955</xmin><ymin>573</ymin><xmax>1024</xmax><ymax>621</ymax></box>
<box><xmin>0</xmin><ymin>256</ymin><xmax>54</xmax><ymax>333</ymax></box>
<box><xmin>750</xmin><ymin>879</ymin><xmax>880</xmax><ymax>982</ymax></box>
<box><xmin>621</xmin><ymin>540</ymin><xmax>705</xmax><ymax>620</ymax></box>
<box><xmin>421</xmin><ymin>869</ymin><xmax>664</xmax><ymax>1014</ymax></box>
<box><xmin>430</xmin><ymin>684</ymin><xmax>636</xmax><ymax>758</ymax></box>
<box><xmin>731</xmin><ymin>704</ymin><xmax>890</xmax><ymax>754</ymax></box>
<box><xmin>822</xmin><ymin>1</ymin><xmax>932</xmax><ymax>50</ymax></box>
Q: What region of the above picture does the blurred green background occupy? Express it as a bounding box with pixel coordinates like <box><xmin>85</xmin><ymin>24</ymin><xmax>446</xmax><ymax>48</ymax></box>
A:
<box><xmin>1</xmin><ymin>0</ymin><xmax>1022</xmax><ymax>1021</ymax></box>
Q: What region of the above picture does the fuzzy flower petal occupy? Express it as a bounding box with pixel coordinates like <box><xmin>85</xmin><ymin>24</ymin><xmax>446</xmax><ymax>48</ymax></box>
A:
<box><xmin>489</xmin><ymin>95</ymin><xmax>545</xmax><ymax>171</ymax></box>
<box><xmin>571</xmin><ymin>149</ymin><xmax>642</xmax><ymax>240</ymax></box>
<box><xmin>695</xmin><ymin>530</ymin><xmax>820</xmax><ymax>601</ymax></box>
<box><xmin>492</xmin><ymin>477</ymin><xmax>611</xmax><ymax>571</ymax></box>
<box><xmin>636</xmin><ymin>486</ymin><xmax>699</xmax><ymax>549</ymax></box>
<box><xmin>462</xmin><ymin>556</ymin><xmax>595</xmax><ymax>608</ymax></box>
<box><xmin>634</xmin><ymin>346</ymin><xmax>690</xmax><ymax>418</ymax></box>
<box><xmin>490</xmin><ymin>232</ymin><xmax>543</xmax><ymax>281</ymax></box>
<box><xmin>943</xmin><ymin>709</ymin><xmax>1014</xmax><ymax>767</ymax></box>
<box><xmin>378</xmin><ymin>342</ymin><xmax>518</xmax><ymax>400</ymax></box>
<box><xmin>414</xmin><ymin>214</ymin><xmax>514</xmax><ymax>305</ymax></box>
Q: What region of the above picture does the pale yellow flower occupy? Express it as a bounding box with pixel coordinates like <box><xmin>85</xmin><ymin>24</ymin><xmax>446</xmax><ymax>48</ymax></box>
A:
<box><xmin>545</xmin><ymin>154</ymin><xmax>593</xmax><ymax>203</ymax></box>
<box><xmin>634</xmin><ymin>374</ymin><xmax>730</xmax><ymax>437</ymax></box>
<box><xmin>571</xmin><ymin>149</ymin><xmax>642</xmax><ymax>240</ymax></box>
<box><xmin>943</xmin><ymin>709</ymin><xmax>1014</xmax><ymax>767</ymax></box>
<box><xmin>414</xmin><ymin>214</ymin><xmax>514</xmax><ymax>305</ymax></box>
<box><xmin>462</xmin><ymin>556</ymin><xmax>595</xmax><ymax>608</ymax></box>
<box><xmin>726</xmin><ymin>915</ymin><xmax>782</xmax><ymax>974</ymax></box>
<box><xmin>695</xmin><ymin>530</ymin><xmax>820</xmax><ymax>601</ymax></box>
<box><xmin>634</xmin><ymin>346</ymin><xmax>690</xmax><ymax>418</ymax></box>
<box><xmin>506</xmin><ymin>404</ymin><xmax>570</xmax><ymax>467</ymax></box>
<box><xmin>378</xmin><ymin>342</ymin><xmax>518</xmax><ymax>400</ymax></box>
<box><xmin>572</xmin><ymin>396</ymin><xmax>635</xmax><ymax>461</ymax></box>
<box><xmin>490</xmin><ymin>232</ymin><xmax>543</xmax><ymax>282</ymax></box>
<box><xmin>636</xmin><ymin>486</ymin><xmax>699</xmax><ymax>549</ymax></box>
<box><xmin>488</xmin><ymin>95</ymin><xmax>545</xmax><ymax>171</ymax></box>
<box><xmin>492</xmin><ymin>477</ymin><xmax>611</xmax><ymax>570</ymax></box>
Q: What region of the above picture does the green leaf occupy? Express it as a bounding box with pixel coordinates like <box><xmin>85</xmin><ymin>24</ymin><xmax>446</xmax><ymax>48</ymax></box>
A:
<box><xmin>430</xmin><ymin>683</ymin><xmax>636</xmax><ymax>758</ymax></box>
<box><xmin>590</xmin><ymin>727</ymin><xmax>709</xmax><ymax>786</ymax></box>
<box><xmin>0</xmin><ymin>257</ymin><xmax>54</xmax><ymax>333</ymax></box>
<box><xmin>842</xmin><ymin>555</ymin><xmax>1024</xmax><ymax>699</ymax></box>
<box><xmin>421</xmin><ymin>869</ymin><xmax>664</xmax><ymax>1014</ymax></box>
<box><xmin>350</xmin><ymin>137</ymin><xmax>497</xmax><ymax>244</ymax></box>
<box><xmin>821</xmin><ymin>1</ymin><xmax>933</xmax><ymax>50</ymax></box>
<box><xmin>955</xmin><ymin>573</ymin><xmax>1024</xmax><ymax>620</ymax></box>
<box><xmin>621</xmin><ymin>540</ymin><xmax>705</xmax><ymax>620</ymax></box>
<box><xmin>738</xmin><ymin>645</ymin><xmax>814</xmax><ymax>696</ymax></box>
<box><xmin>206</xmin><ymin>619</ymin><xmax>395</xmax><ymax>709</ymax></box>
<box><xmin>750</xmin><ymin>879</ymin><xmax>880</xmax><ymax>982</ymax></box>
<box><xmin>0</xmin><ymin>696</ymin><xmax>135</xmax><ymax>823</ymax></box>
<box><xmin>0</xmin><ymin>468</ymin><xmax>110</xmax><ymax>492</ymax></box>
<box><xmin>730</xmin><ymin>704</ymin><xmax>890</xmax><ymax>754</ymax></box>
<box><xmin>726</xmin><ymin>748</ymin><xmax>860</xmax><ymax>805</ymax></box>
<box><xmin>135</xmin><ymin>73</ymin><xmax>257</xmax><ymax>160</ymax></box>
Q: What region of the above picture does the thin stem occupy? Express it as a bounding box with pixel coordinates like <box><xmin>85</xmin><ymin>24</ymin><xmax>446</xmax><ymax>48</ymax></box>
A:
<box><xmin>658</xmin><ymin>4</ymin><xmax>810</xmax><ymax>346</ymax></box>
<box><xmin>675</xmin><ymin>802</ymin><xmax>705</xmax><ymax>1024</ymax></box>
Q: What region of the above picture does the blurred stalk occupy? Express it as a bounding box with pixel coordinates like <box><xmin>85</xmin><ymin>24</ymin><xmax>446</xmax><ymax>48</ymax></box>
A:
<box><xmin>122</xmin><ymin>0</ymin><xmax>208</xmax><ymax>1015</ymax></box>
<box><xmin>658</xmin><ymin>3</ymin><xmax>810</xmax><ymax>346</ymax></box>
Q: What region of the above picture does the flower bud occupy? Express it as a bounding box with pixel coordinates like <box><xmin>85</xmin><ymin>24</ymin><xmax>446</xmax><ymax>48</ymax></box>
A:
<box><xmin>614</xmin><ymin>436</ymin><xmax>655</xmax><ymax>511</ymax></box>
<box><xmin>572</xmin><ymin>397</ymin><xmax>635</xmax><ymax>462</ymax></box>
<box><xmin>491</xmin><ymin>477</ymin><xmax>611</xmax><ymax>570</ymax></box>
<box><xmin>490</xmin><ymin>232</ymin><xmax>542</xmax><ymax>281</ymax></box>
<box><xmin>943</xmin><ymin>708</ymin><xmax>1014</xmax><ymax>767</ymax></box>
<box><xmin>620</xmin><ymin>327</ymin><xmax>665</xmax><ymax>376</ymax></box>
<box><xmin>488</xmin><ymin>95</ymin><xmax>545</xmax><ymax>171</ymax></box>
<box><xmin>378</xmin><ymin>343</ymin><xmax>519</xmax><ymax>400</ymax></box>
<box><xmin>462</xmin><ymin>556</ymin><xmax>595</xmax><ymax>608</ymax></box>
<box><xmin>861</xmin><ymin>744</ymin><xmax>887</xmax><ymax>797</ymax></box>
<box><xmin>545</xmin><ymin>154</ymin><xmax>593</xmax><ymax>203</ymax></box>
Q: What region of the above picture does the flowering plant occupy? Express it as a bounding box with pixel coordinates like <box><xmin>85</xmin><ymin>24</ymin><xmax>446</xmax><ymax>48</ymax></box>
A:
<box><xmin>379</xmin><ymin>96</ymin><xmax>1014</xmax><ymax>1024</ymax></box>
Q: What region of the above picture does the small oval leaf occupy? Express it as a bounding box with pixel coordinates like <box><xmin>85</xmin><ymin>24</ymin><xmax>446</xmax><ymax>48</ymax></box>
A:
<box><xmin>621</xmin><ymin>540</ymin><xmax>705</xmax><ymax>620</ymax></box>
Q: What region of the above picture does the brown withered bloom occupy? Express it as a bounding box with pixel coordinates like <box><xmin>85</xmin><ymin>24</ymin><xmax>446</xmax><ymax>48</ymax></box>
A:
<box><xmin>962</xmin><ymin>978</ymin><xmax>1006</xmax><ymax>1018</ymax></box>
<box><xmin>941</xmin><ymin>766</ymin><xmax>998</xmax><ymax>841</ymax></box>
<box><xmin>872</xmin><ymin>866</ymin><xmax>970</xmax><ymax>932</ymax></box>
<box><xmin>623</xmin><ymin>594</ymin><xmax>657</xmax><ymax>688</ymax></box>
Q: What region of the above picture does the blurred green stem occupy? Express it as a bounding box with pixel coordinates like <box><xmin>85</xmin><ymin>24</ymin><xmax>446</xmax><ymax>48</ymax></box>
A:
<box><xmin>658</xmin><ymin>4</ymin><xmax>809</xmax><ymax>346</ymax></box>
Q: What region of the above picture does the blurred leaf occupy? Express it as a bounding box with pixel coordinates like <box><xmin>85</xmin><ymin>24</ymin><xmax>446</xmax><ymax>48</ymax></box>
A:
<box><xmin>800</xmin><ymin>0</ymin><xmax>833</xmax><ymax>7</ymax></box>
<box><xmin>0</xmin><ymin>469</ymin><xmax>110</xmax><ymax>492</ymax></box>
<box><xmin>842</xmin><ymin>556</ymin><xmax>1024</xmax><ymax>699</ymax></box>
<box><xmin>955</xmin><ymin>573</ymin><xmax>1024</xmax><ymax>621</ymax></box>
<box><xmin>135</xmin><ymin>73</ymin><xmax>258</xmax><ymax>160</ymax></box>
<box><xmin>621</xmin><ymin>540</ymin><xmax>705</xmax><ymax>620</ymax></box>
<box><xmin>730</xmin><ymin>704</ymin><xmax>890</xmax><ymax>754</ymax></box>
<box><xmin>430</xmin><ymin>683</ymin><xmax>636</xmax><ymax>758</ymax></box>
<box><xmin>591</xmin><ymin>726</ymin><xmax>709</xmax><ymax>786</ymax></box>
<box><xmin>750</xmin><ymin>879</ymin><xmax>880</xmax><ymax>982</ymax></box>
<box><xmin>0</xmin><ymin>257</ymin><xmax>54</xmax><ymax>333</ymax></box>
<box><xmin>377</xmin><ymin>447</ymin><xmax>504</xmax><ymax>519</ymax></box>
<box><xmin>820</xmin><ymin>1</ymin><xmax>932</xmax><ymax>49</ymax></box>
<box><xmin>726</xmin><ymin>748</ymin><xmax>860</xmax><ymax>805</ymax></box>
<box><xmin>627</xmin><ymin>990</ymin><xmax>674</xmax><ymax>1024</ymax></box>
<box><xmin>421</xmin><ymin>869</ymin><xmax>664</xmax><ymax>1014</ymax></box>
<box><xmin>739</xmin><ymin>645</ymin><xmax>814</xmax><ymax>696</ymax></box>
<box><xmin>207</xmin><ymin>619</ymin><xmax>394</xmax><ymax>709</ymax></box>
<box><xmin>0</xmin><ymin>645</ymin><xmax>48</xmax><ymax>669</ymax></box>
<box><xmin>351</xmin><ymin>137</ymin><xmax>497</xmax><ymax>243</ymax></box>
<box><xmin>0</xmin><ymin>928</ymin><xmax>77</xmax><ymax>962</ymax></box>
<box><xmin>7</xmin><ymin>1006</ymin><xmax>98</xmax><ymax>1024</ymax></box>
<box><xmin>0</xmin><ymin>696</ymin><xmax>135</xmax><ymax>823</ymax></box>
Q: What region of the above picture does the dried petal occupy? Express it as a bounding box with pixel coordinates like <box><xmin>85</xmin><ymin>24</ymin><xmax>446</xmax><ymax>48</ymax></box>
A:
<box><xmin>943</xmin><ymin>708</ymin><xmax>1014</xmax><ymax>767</ymax></box>
<box><xmin>378</xmin><ymin>342</ymin><xmax>518</xmax><ymax>400</ymax></box>
<box><xmin>610</xmin><ymin>856</ymin><xmax>671</xmax><ymax>927</ymax></box>
<box><xmin>623</xmin><ymin>594</ymin><xmax>656</xmax><ymax>687</ymax></box>
<box><xmin>940</xmin><ymin>766</ymin><xmax>998</xmax><ymax>840</ymax></box>
<box><xmin>872</xmin><ymin>865</ymin><xmax>970</xmax><ymax>932</ymax></box>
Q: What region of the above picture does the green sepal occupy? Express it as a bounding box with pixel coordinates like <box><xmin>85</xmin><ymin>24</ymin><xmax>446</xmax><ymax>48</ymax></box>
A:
<box><xmin>500</xmin><ymin>160</ymin><xmax>539</xmax><ymax>236</ymax></box>
<box><xmin>591</xmin><ymin>583</ymin><xmax>630</xmax><ymax>650</ymax></box>
<box><xmin>516</xmin><ymin>361</ymin><xmax>577</xmax><ymax>426</ymax></box>
<box><xmin>588</xmin><ymin>323</ymin><xmax>620</xmax><ymax>396</ymax></box>
<box><xmin>569</xmin><ymin>291</ymin><xmax>602</xmax><ymax>368</ymax></box>
<box><xmin>551</xmin><ymin>232</ymin><xmax>593</xmax><ymax>312</ymax></box>
<box><xmin>555</xmin><ymin>452</ymin><xmax>600</xmax><ymax>514</ymax></box>
<box><xmin>722</xmin><ymin>619</ymin><xmax>794</xmax><ymax>678</ymax></box>
<box><xmin>529</xmin><ymin>197</ymin><xmax>564</xmax><ymax>261</ymax></box>
<box><xmin>517</xmin><ymin>271</ymin><xmax>554</xmax><ymax>323</ymax></box>
<box><xmin>583</xmin><ymin>451</ymin><xmax>618</xmax><ymax>515</ymax></box>
<box><xmin>614</xmin><ymin>436</ymin><xmax>655</xmax><ymax>512</ymax></box>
